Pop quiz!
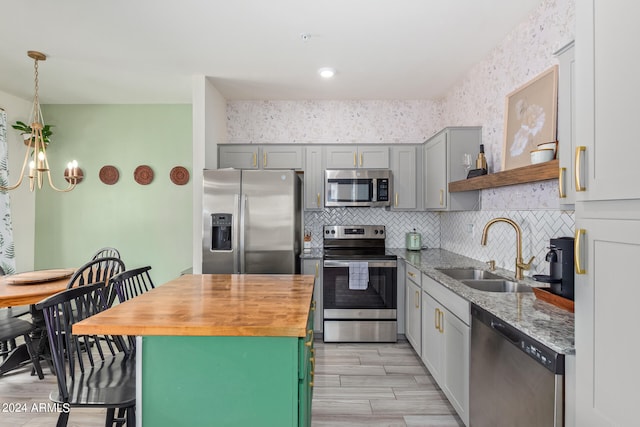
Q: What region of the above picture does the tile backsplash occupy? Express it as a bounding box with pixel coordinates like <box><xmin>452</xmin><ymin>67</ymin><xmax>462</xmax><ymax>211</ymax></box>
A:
<box><xmin>304</xmin><ymin>208</ymin><xmax>575</xmax><ymax>278</ymax></box>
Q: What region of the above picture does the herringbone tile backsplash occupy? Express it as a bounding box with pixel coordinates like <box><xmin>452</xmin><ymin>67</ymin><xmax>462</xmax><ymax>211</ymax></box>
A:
<box><xmin>304</xmin><ymin>208</ymin><xmax>575</xmax><ymax>277</ymax></box>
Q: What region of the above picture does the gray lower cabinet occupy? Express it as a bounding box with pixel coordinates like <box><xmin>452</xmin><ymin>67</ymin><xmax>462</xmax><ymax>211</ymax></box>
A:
<box><xmin>424</xmin><ymin>127</ymin><xmax>480</xmax><ymax>211</ymax></box>
<box><xmin>404</xmin><ymin>264</ymin><xmax>421</xmax><ymax>356</ymax></box>
<box><xmin>301</xmin><ymin>258</ymin><xmax>323</xmax><ymax>333</ymax></box>
<box><xmin>219</xmin><ymin>144</ymin><xmax>303</xmax><ymax>170</ymax></box>
<box><xmin>390</xmin><ymin>145</ymin><xmax>422</xmax><ymax>210</ymax></box>
<box><xmin>421</xmin><ymin>273</ymin><xmax>470</xmax><ymax>426</ymax></box>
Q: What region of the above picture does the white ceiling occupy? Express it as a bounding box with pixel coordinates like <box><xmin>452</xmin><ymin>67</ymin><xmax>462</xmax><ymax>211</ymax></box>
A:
<box><xmin>0</xmin><ymin>0</ymin><xmax>542</xmax><ymax>104</ymax></box>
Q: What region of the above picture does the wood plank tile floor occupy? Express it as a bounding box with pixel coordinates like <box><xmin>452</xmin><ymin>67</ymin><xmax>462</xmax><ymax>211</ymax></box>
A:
<box><xmin>312</xmin><ymin>339</ymin><xmax>464</xmax><ymax>427</ymax></box>
<box><xmin>0</xmin><ymin>338</ymin><xmax>463</xmax><ymax>426</ymax></box>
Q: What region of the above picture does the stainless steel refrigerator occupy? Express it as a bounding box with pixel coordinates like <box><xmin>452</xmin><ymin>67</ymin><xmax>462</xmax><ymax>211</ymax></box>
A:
<box><xmin>202</xmin><ymin>169</ymin><xmax>302</xmax><ymax>274</ymax></box>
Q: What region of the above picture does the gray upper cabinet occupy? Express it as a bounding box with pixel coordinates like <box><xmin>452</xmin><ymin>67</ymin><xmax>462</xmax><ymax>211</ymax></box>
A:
<box><xmin>304</xmin><ymin>146</ymin><xmax>324</xmax><ymax>210</ymax></box>
<box><xmin>556</xmin><ymin>41</ymin><xmax>575</xmax><ymax>207</ymax></box>
<box><xmin>390</xmin><ymin>145</ymin><xmax>422</xmax><ymax>210</ymax></box>
<box><xmin>261</xmin><ymin>145</ymin><xmax>304</xmax><ymax>169</ymax></box>
<box><xmin>325</xmin><ymin>145</ymin><xmax>389</xmax><ymax>169</ymax></box>
<box><xmin>424</xmin><ymin>127</ymin><xmax>480</xmax><ymax>211</ymax></box>
<box><xmin>218</xmin><ymin>145</ymin><xmax>259</xmax><ymax>169</ymax></box>
<box><xmin>218</xmin><ymin>144</ymin><xmax>303</xmax><ymax>170</ymax></box>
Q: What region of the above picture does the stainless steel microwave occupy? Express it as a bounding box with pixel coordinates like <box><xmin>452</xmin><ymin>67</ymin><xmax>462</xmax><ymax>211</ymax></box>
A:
<box><xmin>325</xmin><ymin>169</ymin><xmax>392</xmax><ymax>207</ymax></box>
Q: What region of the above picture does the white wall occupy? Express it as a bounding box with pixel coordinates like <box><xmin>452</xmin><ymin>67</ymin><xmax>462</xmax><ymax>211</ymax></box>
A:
<box><xmin>0</xmin><ymin>90</ymin><xmax>35</xmax><ymax>273</ymax></box>
<box><xmin>192</xmin><ymin>76</ymin><xmax>227</xmax><ymax>273</ymax></box>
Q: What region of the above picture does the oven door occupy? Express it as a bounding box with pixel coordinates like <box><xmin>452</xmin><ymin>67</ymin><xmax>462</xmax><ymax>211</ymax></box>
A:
<box><xmin>323</xmin><ymin>259</ymin><xmax>397</xmax><ymax>319</ymax></box>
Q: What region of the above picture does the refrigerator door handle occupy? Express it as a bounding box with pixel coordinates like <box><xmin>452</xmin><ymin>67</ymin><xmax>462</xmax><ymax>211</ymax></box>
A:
<box><xmin>239</xmin><ymin>194</ymin><xmax>247</xmax><ymax>274</ymax></box>
<box><xmin>233</xmin><ymin>194</ymin><xmax>240</xmax><ymax>274</ymax></box>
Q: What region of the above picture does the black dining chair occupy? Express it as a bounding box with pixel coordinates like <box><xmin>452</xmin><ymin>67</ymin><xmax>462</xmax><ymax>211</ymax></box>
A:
<box><xmin>67</xmin><ymin>257</ymin><xmax>125</xmax><ymax>308</ymax></box>
<box><xmin>36</xmin><ymin>282</ymin><xmax>135</xmax><ymax>427</ymax></box>
<box><xmin>110</xmin><ymin>266</ymin><xmax>156</xmax><ymax>304</ymax></box>
<box><xmin>91</xmin><ymin>247</ymin><xmax>121</xmax><ymax>261</ymax></box>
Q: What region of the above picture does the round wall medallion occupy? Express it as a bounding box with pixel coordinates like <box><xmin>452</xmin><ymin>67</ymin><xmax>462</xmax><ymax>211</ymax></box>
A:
<box><xmin>170</xmin><ymin>166</ymin><xmax>190</xmax><ymax>185</ymax></box>
<box><xmin>134</xmin><ymin>165</ymin><xmax>154</xmax><ymax>185</ymax></box>
<box><xmin>99</xmin><ymin>165</ymin><xmax>119</xmax><ymax>185</ymax></box>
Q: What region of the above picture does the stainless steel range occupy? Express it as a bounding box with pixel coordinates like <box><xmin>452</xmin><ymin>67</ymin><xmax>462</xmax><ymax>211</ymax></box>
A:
<box><xmin>322</xmin><ymin>225</ymin><xmax>397</xmax><ymax>342</ymax></box>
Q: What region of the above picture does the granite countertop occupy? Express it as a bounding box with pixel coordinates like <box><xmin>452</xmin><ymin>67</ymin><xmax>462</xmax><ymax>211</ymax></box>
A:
<box><xmin>387</xmin><ymin>248</ymin><xmax>575</xmax><ymax>355</ymax></box>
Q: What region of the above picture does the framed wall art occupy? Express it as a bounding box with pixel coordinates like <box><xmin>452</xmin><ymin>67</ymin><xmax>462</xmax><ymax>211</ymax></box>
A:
<box><xmin>502</xmin><ymin>65</ymin><xmax>558</xmax><ymax>171</ymax></box>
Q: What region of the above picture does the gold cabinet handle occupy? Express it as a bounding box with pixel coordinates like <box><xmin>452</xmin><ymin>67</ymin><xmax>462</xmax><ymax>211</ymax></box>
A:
<box><xmin>252</xmin><ymin>152</ymin><xmax>257</xmax><ymax>168</ymax></box>
<box><xmin>559</xmin><ymin>167</ymin><xmax>567</xmax><ymax>198</ymax></box>
<box><xmin>439</xmin><ymin>310</ymin><xmax>444</xmax><ymax>333</ymax></box>
<box><xmin>263</xmin><ymin>152</ymin><xmax>267</xmax><ymax>167</ymax></box>
<box><xmin>439</xmin><ymin>189</ymin><xmax>444</xmax><ymax>206</ymax></box>
<box><xmin>575</xmin><ymin>146</ymin><xmax>586</xmax><ymax>192</ymax></box>
<box><xmin>574</xmin><ymin>228</ymin><xmax>586</xmax><ymax>274</ymax></box>
<box><xmin>395</xmin><ymin>193</ymin><xmax>399</xmax><ymax>207</ymax></box>
<box><xmin>360</xmin><ymin>152</ymin><xmax>363</xmax><ymax>167</ymax></box>
<box><xmin>415</xmin><ymin>290</ymin><xmax>419</xmax><ymax>309</ymax></box>
<box><xmin>353</xmin><ymin>152</ymin><xmax>357</xmax><ymax>167</ymax></box>
<box><xmin>435</xmin><ymin>308</ymin><xmax>440</xmax><ymax>330</ymax></box>
<box><xmin>316</xmin><ymin>193</ymin><xmax>321</xmax><ymax>207</ymax></box>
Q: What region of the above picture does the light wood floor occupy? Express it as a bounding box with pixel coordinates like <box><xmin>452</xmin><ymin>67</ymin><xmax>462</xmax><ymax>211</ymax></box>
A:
<box><xmin>0</xmin><ymin>338</ymin><xmax>463</xmax><ymax>426</ymax></box>
<box><xmin>312</xmin><ymin>339</ymin><xmax>464</xmax><ymax>427</ymax></box>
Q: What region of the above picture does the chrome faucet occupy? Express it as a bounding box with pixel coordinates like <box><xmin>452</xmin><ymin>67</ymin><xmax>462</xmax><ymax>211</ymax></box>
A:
<box><xmin>481</xmin><ymin>217</ymin><xmax>534</xmax><ymax>280</ymax></box>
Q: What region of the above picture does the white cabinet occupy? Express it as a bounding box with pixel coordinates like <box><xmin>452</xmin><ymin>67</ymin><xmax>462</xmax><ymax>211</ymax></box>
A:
<box><xmin>575</xmin><ymin>1</ymin><xmax>640</xmax><ymax>201</ymax></box>
<box><xmin>556</xmin><ymin>41</ymin><xmax>576</xmax><ymax>206</ymax></box>
<box><xmin>390</xmin><ymin>145</ymin><xmax>422</xmax><ymax>210</ymax></box>
<box><xmin>424</xmin><ymin>127</ymin><xmax>480</xmax><ymax>211</ymax></box>
<box><xmin>219</xmin><ymin>144</ymin><xmax>303</xmax><ymax>170</ymax></box>
<box><xmin>421</xmin><ymin>273</ymin><xmax>470</xmax><ymax>426</ymax></box>
<box><xmin>302</xmin><ymin>258</ymin><xmax>323</xmax><ymax>333</ymax></box>
<box><xmin>325</xmin><ymin>145</ymin><xmax>389</xmax><ymax>169</ymax></box>
<box><xmin>404</xmin><ymin>264</ymin><xmax>422</xmax><ymax>356</ymax></box>
<box><xmin>304</xmin><ymin>146</ymin><xmax>324</xmax><ymax>210</ymax></box>
<box><xmin>574</xmin><ymin>2</ymin><xmax>640</xmax><ymax>425</ymax></box>
<box><xmin>574</xmin><ymin>209</ymin><xmax>640</xmax><ymax>427</ymax></box>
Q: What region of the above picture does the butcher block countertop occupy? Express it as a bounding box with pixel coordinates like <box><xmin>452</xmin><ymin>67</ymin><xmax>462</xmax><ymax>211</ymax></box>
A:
<box><xmin>73</xmin><ymin>274</ymin><xmax>315</xmax><ymax>338</ymax></box>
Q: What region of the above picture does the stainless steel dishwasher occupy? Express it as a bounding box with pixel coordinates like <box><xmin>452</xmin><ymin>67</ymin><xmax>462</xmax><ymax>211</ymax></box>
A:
<box><xmin>470</xmin><ymin>304</ymin><xmax>564</xmax><ymax>427</ymax></box>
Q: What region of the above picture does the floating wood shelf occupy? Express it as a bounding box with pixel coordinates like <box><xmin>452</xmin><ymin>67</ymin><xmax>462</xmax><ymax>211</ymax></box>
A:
<box><xmin>449</xmin><ymin>159</ymin><xmax>559</xmax><ymax>192</ymax></box>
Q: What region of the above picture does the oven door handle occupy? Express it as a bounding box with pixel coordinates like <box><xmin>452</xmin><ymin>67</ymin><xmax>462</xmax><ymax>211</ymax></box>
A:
<box><xmin>323</xmin><ymin>260</ymin><xmax>397</xmax><ymax>268</ymax></box>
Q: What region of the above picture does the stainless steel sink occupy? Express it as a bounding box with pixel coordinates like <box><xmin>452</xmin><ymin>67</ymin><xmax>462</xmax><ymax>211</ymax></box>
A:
<box><xmin>436</xmin><ymin>268</ymin><xmax>502</xmax><ymax>281</ymax></box>
<box><xmin>460</xmin><ymin>279</ymin><xmax>532</xmax><ymax>293</ymax></box>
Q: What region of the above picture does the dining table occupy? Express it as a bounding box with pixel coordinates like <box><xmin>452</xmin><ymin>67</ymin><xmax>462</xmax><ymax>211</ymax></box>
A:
<box><xmin>0</xmin><ymin>269</ymin><xmax>75</xmax><ymax>376</ymax></box>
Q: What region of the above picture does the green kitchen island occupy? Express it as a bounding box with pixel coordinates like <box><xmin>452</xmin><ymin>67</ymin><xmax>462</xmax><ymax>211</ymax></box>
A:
<box><xmin>73</xmin><ymin>274</ymin><xmax>316</xmax><ymax>427</ymax></box>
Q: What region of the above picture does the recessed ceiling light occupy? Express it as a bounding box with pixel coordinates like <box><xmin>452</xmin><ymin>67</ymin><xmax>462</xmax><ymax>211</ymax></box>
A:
<box><xmin>318</xmin><ymin>67</ymin><xmax>336</xmax><ymax>79</ymax></box>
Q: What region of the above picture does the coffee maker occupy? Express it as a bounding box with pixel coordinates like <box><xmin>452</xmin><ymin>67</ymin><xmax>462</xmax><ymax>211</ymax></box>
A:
<box><xmin>533</xmin><ymin>237</ymin><xmax>575</xmax><ymax>300</ymax></box>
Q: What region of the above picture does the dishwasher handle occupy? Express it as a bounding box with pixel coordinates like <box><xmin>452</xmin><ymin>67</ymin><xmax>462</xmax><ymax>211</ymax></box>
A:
<box><xmin>490</xmin><ymin>320</ymin><xmax>521</xmax><ymax>345</ymax></box>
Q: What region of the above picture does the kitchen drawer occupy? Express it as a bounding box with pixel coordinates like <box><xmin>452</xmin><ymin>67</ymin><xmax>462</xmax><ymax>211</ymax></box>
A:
<box><xmin>406</xmin><ymin>264</ymin><xmax>421</xmax><ymax>287</ymax></box>
<box><xmin>422</xmin><ymin>273</ymin><xmax>470</xmax><ymax>325</ymax></box>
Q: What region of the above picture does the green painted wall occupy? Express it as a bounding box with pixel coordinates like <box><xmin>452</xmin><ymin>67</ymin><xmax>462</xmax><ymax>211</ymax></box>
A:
<box><xmin>35</xmin><ymin>105</ymin><xmax>192</xmax><ymax>286</ymax></box>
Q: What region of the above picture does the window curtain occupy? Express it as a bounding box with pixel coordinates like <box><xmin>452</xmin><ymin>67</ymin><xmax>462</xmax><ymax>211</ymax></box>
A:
<box><xmin>0</xmin><ymin>110</ymin><xmax>16</xmax><ymax>274</ymax></box>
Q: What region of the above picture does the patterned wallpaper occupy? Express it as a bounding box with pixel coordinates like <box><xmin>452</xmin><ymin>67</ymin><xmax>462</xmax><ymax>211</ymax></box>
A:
<box><xmin>227</xmin><ymin>100</ymin><xmax>441</xmax><ymax>145</ymax></box>
<box><xmin>228</xmin><ymin>0</ymin><xmax>577</xmax><ymax>277</ymax></box>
